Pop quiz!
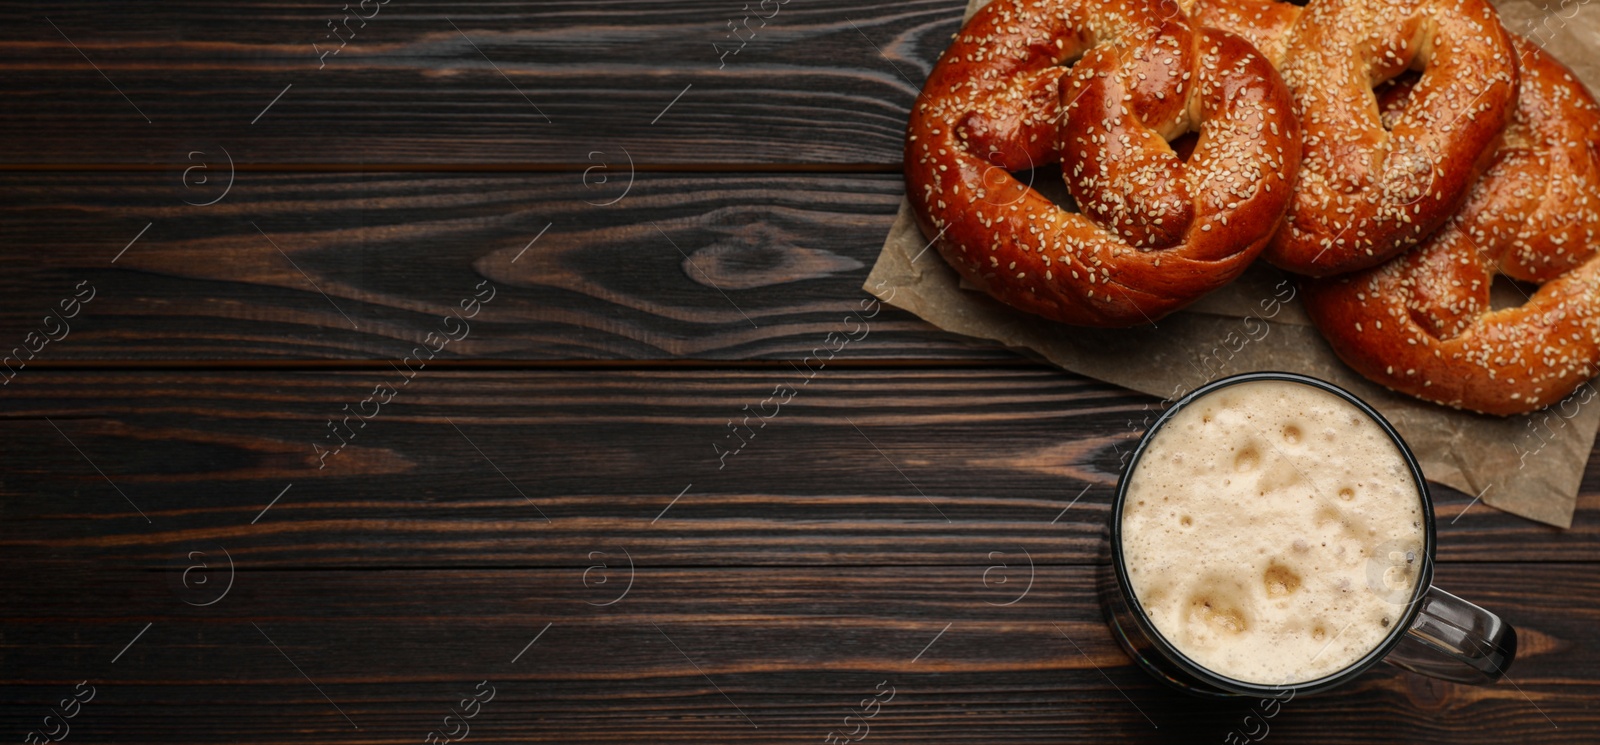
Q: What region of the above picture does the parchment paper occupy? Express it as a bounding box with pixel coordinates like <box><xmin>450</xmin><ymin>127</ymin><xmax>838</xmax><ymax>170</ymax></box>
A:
<box><xmin>866</xmin><ymin>0</ymin><xmax>1600</xmax><ymax>527</ymax></box>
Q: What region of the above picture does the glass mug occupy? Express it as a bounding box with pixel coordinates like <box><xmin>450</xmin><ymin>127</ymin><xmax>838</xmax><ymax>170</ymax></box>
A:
<box><xmin>1100</xmin><ymin>372</ymin><xmax>1517</xmax><ymax>698</ymax></box>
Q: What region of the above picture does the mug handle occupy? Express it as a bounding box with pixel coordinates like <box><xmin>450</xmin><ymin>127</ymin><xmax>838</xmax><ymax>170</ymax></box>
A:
<box><xmin>1383</xmin><ymin>586</ymin><xmax>1517</xmax><ymax>684</ymax></box>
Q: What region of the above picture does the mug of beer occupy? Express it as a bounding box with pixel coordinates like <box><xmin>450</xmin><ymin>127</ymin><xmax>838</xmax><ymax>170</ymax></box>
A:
<box><xmin>1103</xmin><ymin>372</ymin><xmax>1516</xmax><ymax>697</ymax></box>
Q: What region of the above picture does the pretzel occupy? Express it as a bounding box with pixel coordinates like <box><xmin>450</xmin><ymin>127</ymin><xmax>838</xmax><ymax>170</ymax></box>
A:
<box><xmin>1304</xmin><ymin>36</ymin><xmax>1600</xmax><ymax>415</ymax></box>
<box><xmin>1185</xmin><ymin>0</ymin><xmax>1299</xmax><ymax>66</ymax></box>
<box><xmin>1190</xmin><ymin>0</ymin><xmax>1520</xmax><ymax>277</ymax></box>
<box><xmin>904</xmin><ymin>0</ymin><xmax>1301</xmax><ymax>327</ymax></box>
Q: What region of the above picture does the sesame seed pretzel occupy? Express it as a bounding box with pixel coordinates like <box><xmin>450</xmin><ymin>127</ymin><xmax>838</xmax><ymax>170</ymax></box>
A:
<box><xmin>905</xmin><ymin>0</ymin><xmax>1302</xmax><ymax>327</ymax></box>
<box><xmin>1190</xmin><ymin>0</ymin><xmax>1520</xmax><ymax>277</ymax></box>
<box><xmin>1304</xmin><ymin>37</ymin><xmax>1600</xmax><ymax>415</ymax></box>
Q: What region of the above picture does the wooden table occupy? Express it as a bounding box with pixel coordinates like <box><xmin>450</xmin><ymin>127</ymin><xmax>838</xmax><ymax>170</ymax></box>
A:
<box><xmin>2</xmin><ymin>2</ymin><xmax>1596</xmax><ymax>742</ymax></box>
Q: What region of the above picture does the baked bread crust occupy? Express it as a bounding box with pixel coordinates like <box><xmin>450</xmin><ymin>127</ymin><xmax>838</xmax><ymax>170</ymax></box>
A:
<box><xmin>904</xmin><ymin>0</ymin><xmax>1302</xmax><ymax>326</ymax></box>
<box><xmin>1304</xmin><ymin>37</ymin><xmax>1600</xmax><ymax>415</ymax></box>
<box><xmin>1193</xmin><ymin>0</ymin><xmax>1520</xmax><ymax>277</ymax></box>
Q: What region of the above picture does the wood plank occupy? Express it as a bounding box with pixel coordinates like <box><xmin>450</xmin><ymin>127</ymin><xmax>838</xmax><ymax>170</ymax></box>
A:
<box><xmin>1</xmin><ymin>0</ymin><xmax>962</xmax><ymax>165</ymax></box>
<box><xmin>0</xmin><ymin>170</ymin><xmax>1017</xmax><ymax>362</ymax></box>
<box><xmin>1</xmin><ymin>369</ymin><xmax>1592</xmax><ymax>566</ymax></box>
<box><xmin>0</xmin><ymin>563</ymin><xmax>1592</xmax><ymax>742</ymax></box>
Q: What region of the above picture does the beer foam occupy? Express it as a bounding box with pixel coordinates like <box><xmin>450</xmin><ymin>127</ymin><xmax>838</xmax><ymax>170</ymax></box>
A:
<box><xmin>1121</xmin><ymin>380</ymin><xmax>1426</xmax><ymax>685</ymax></box>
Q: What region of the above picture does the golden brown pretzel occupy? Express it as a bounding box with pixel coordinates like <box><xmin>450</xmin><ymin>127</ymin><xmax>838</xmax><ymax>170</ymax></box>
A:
<box><xmin>1191</xmin><ymin>0</ymin><xmax>1520</xmax><ymax>277</ymax></box>
<box><xmin>1184</xmin><ymin>0</ymin><xmax>1300</xmax><ymax>65</ymax></box>
<box><xmin>904</xmin><ymin>0</ymin><xmax>1302</xmax><ymax>327</ymax></box>
<box><xmin>1305</xmin><ymin>37</ymin><xmax>1600</xmax><ymax>415</ymax></box>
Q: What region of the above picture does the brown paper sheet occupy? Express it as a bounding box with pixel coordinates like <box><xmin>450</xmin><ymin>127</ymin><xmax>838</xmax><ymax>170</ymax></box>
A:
<box><xmin>867</xmin><ymin>0</ymin><xmax>1600</xmax><ymax>527</ymax></box>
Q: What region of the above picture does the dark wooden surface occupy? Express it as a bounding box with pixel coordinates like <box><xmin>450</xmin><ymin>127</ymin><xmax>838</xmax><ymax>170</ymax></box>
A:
<box><xmin>0</xmin><ymin>0</ymin><xmax>957</xmax><ymax>165</ymax></box>
<box><xmin>2</xmin><ymin>2</ymin><xmax>1596</xmax><ymax>743</ymax></box>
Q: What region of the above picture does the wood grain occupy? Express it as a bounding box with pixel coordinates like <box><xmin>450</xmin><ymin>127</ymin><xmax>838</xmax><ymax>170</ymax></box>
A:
<box><xmin>0</xmin><ymin>171</ymin><xmax>1021</xmax><ymax>362</ymax></box>
<box><xmin>1</xmin><ymin>369</ymin><xmax>1593</xmax><ymax>567</ymax></box>
<box><xmin>0</xmin><ymin>0</ymin><xmax>964</xmax><ymax>166</ymax></box>
<box><xmin>0</xmin><ymin>563</ymin><xmax>1592</xmax><ymax>743</ymax></box>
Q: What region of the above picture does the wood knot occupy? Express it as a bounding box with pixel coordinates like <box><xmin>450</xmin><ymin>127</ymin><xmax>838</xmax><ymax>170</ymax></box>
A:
<box><xmin>681</xmin><ymin>224</ymin><xmax>863</xmax><ymax>290</ymax></box>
